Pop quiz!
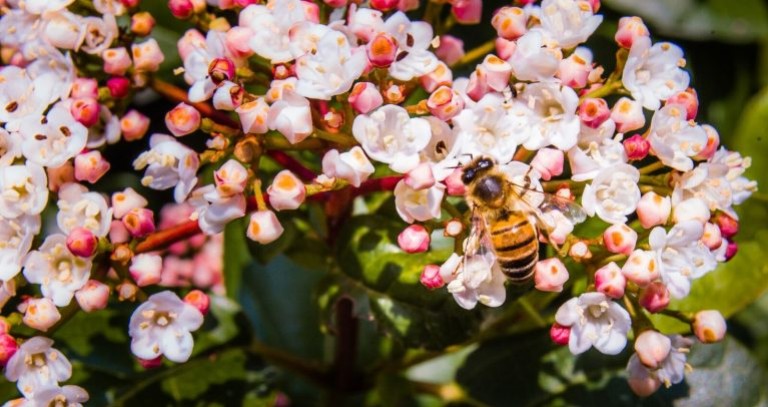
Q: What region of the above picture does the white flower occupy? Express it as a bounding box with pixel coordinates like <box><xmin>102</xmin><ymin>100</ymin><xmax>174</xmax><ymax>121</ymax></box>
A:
<box><xmin>707</xmin><ymin>148</ymin><xmax>757</xmax><ymax>210</ymax></box>
<box><xmin>627</xmin><ymin>335</ymin><xmax>692</xmax><ymax>390</ymax></box>
<box><xmin>622</xmin><ymin>37</ymin><xmax>689</xmax><ymax>111</ymax></box>
<box><xmin>453</xmin><ymin>94</ymin><xmax>529</xmax><ymax>164</ymax></box>
<box><xmin>128</xmin><ymin>291</ymin><xmax>204</xmax><ymax>363</ymax></box>
<box><xmin>353</xmin><ymin>104</ymin><xmax>431</xmax><ymax>173</ymax></box>
<box><xmin>241</xmin><ymin>0</ymin><xmax>310</xmax><ymax>63</ymax></box>
<box><xmin>267</xmin><ymin>90</ymin><xmax>314</xmax><ymax>144</ymax></box>
<box><xmin>650</xmin><ymin>221</ymin><xmax>717</xmax><ymax>299</ymax></box>
<box><xmin>86</xmin><ymin>105</ymin><xmax>122</xmax><ymax>148</ymax></box>
<box><xmin>647</xmin><ymin>104</ymin><xmax>708</xmax><ymax>172</ymax></box>
<box><xmin>519</xmin><ymin>82</ymin><xmax>580</xmax><ymax>150</ymax></box>
<box><xmin>0</xmin><ymin>66</ymin><xmax>56</xmax><ymax>128</ymax></box>
<box><xmin>0</xmin><ymin>214</ymin><xmax>41</xmax><ymax>281</ymax></box>
<box><xmin>383</xmin><ymin>12</ymin><xmax>440</xmax><ymax>81</ymax></box>
<box><xmin>188</xmin><ymin>185</ymin><xmax>246</xmax><ymax>235</ymax></box>
<box><xmin>555</xmin><ymin>292</ymin><xmax>631</xmax><ymax>355</ymax></box>
<box><xmin>56</xmin><ymin>183</ymin><xmax>112</xmax><ymax>237</ymax></box>
<box><xmin>27</xmin><ymin>385</ymin><xmax>89</xmax><ymax>407</ymax></box>
<box><xmin>93</xmin><ymin>0</ymin><xmax>127</xmax><ymax>15</ymax></box>
<box><xmin>421</xmin><ymin>117</ymin><xmax>462</xmax><ymax>181</ymax></box>
<box><xmin>4</xmin><ymin>337</ymin><xmax>72</xmax><ymax>398</ymax></box>
<box><xmin>23</xmin><ymin>234</ymin><xmax>92</xmax><ymax>307</ymax></box>
<box><xmin>295</xmin><ymin>30</ymin><xmax>367</xmax><ymax>100</ymax></box>
<box><xmin>582</xmin><ymin>164</ymin><xmax>640</xmax><ymax>224</ymax></box>
<box><xmin>441</xmin><ymin>252</ymin><xmax>507</xmax><ymax>310</ymax></box>
<box><xmin>213</xmin><ymin>159</ymin><xmax>249</xmax><ymax>198</ymax></box>
<box><xmin>18</xmin><ymin>102</ymin><xmax>87</xmax><ymax>168</ymax></box>
<box><xmin>0</xmin><ymin>162</ymin><xmax>49</xmax><ymax>218</ymax></box>
<box><xmin>79</xmin><ymin>14</ymin><xmax>118</xmax><ymax>55</ymax></box>
<box><xmin>19</xmin><ymin>0</ymin><xmax>75</xmax><ymax>14</ymax></box>
<box><xmin>133</xmin><ymin>134</ymin><xmax>200</xmax><ymax>203</ymax></box>
<box><xmin>672</xmin><ymin>162</ymin><xmax>732</xmax><ymax>215</ymax></box>
<box><xmin>182</xmin><ymin>30</ymin><xmax>242</xmax><ymax>103</ymax></box>
<box><xmin>538</xmin><ymin>0</ymin><xmax>603</xmax><ymax>49</ymax></box>
<box><xmin>507</xmin><ymin>30</ymin><xmax>561</xmax><ymax>82</ymax></box>
<box><xmin>394</xmin><ymin>179</ymin><xmax>444</xmax><ymax>223</ymax></box>
<box><xmin>43</xmin><ymin>10</ymin><xmax>85</xmax><ymax>50</ymax></box>
<box><xmin>0</xmin><ymin>128</ymin><xmax>23</xmax><ymax>166</ymax></box>
<box><xmin>322</xmin><ymin>146</ymin><xmax>375</xmax><ymax>188</ymax></box>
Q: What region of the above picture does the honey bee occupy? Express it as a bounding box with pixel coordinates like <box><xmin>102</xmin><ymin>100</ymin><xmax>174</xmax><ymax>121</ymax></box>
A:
<box><xmin>461</xmin><ymin>156</ymin><xmax>586</xmax><ymax>284</ymax></box>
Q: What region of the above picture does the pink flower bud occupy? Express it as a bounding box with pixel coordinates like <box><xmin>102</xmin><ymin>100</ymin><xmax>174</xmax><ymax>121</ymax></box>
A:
<box><xmin>479</xmin><ymin>55</ymin><xmax>511</xmax><ymax>92</ymax></box>
<box><xmin>130</xmin><ymin>253</ymin><xmax>162</xmax><ymax>287</ymax></box>
<box><xmin>636</xmin><ymin>192</ymin><xmax>671</xmax><ymax>229</ymax></box>
<box><xmin>421</xmin><ymin>62</ymin><xmax>453</xmax><ymax>93</ymax></box>
<box><xmin>714</xmin><ymin>212</ymin><xmax>738</xmax><ymax>238</ymax></box>
<box><xmin>0</xmin><ymin>334</ymin><xmax>17</xmax><ymax>367</ymax></box>
<box><xmin>579</xmin><ymin>98</ymin><xmax>610</xmax><ymax>129</ymax></box>
<box><xmin>623</xmin><ymin>134</ymin><xmax>650</xmax><ymax>160</ymax></box>
<box><xmin>117</xmin><ymin>280</ymin><xmax>138</xmax><ymax>301</ymax></box>
<box><xmin>106</xmin><ymin>76</ymin><xmax>131</xmax><ymax>99</ymax></box>
<box><xmin>71</xmin><ymin>78</ymin><xmax>99</xmax><ymax>99</ymax></box>
<box><xmin>492</xmin><ymin>6</ymin><xmax>527</xmax><ymax>40</ymax></box>
<box><xmin>627</xmin><ymin>361</ymin><xmax>661</xmax><ymax>397</ymax></box>
<box><xmin>123</xmin><ymin>208</ymin><xmax>156</xmax><ymax>238</ymax></box>
<box><xmin>451</xmin><ymin>0</ymin><xmax>482</xmax><ymax>24</ymax></box>
<box><xmin>427</xmin><ymin>86</ymin><xmax>464</xmax><ymax>121</ymax></box>
<box><xmin>131</xmin><ymin>11</ymin><xmax>155</xmax><ymax>36</ymax></box>
<box><xmin>672</xmin><ymin>198</ymin><xmax>709</xmax><ymax>225</ymax></box>
<box><xmin>634</xmin><ymin>330</ymin><xmax>671</xmax><ymax>369</ymax></box>
<box><xmin>112</xmin><ymin>188</ymin><xmax>148</xmax><ymax>219</ymax></box>
<box><xmin>370</xmin><ymin>0</ymin><xmax>397</xmax><ymax>11</ymax></box>
<box><xmin>178</xmin><ymin>29</ymin><xmax>205</xmax><ymax>61</ymax></box>
<box><xmin>603</xmin><ymin>223</ymin><xmax>637</xmax><ymax>255</ymax></box>
<box><xmin>587</xmin><ymin>0</ymin><xmax>600</xmax><ymax>12</ymax></box>
<box><xmin>444</xmin><ymin>168</ymin><xmax>466</xmax><ymax>196</ymax></box>
<box><xmin>724</xmin><ymin>239</ymin><xmax>738</xmax><ymax>261</ymax></box>
<box><xmin>322</xmin><ymin>147</ymin><xmax>375</xmax><ymax>188</ymax></box>
<box><xmin>534</xmin><ymin>258</ymin><xmax>569</xmax><ymax>292</ymax></box>
<box><xmin>214</xmin><ymin>159</ymin><xmax>248</xmax><ymax>197</ymax></box>
<box><xmin>638</xmin><ymin>281</ymin><xmax>670</xmax><ymax>313</ymax></box>
<box><xmin>208</xmin><ymin>57</ymin><xmax>236</xmax><ymax>85</ymax></box>
<box><xmin>622</xmin><ymin>249</ymin><xmax>659</xmax><ymax>287</ymax></box>
<box><xmin>110</xmin><ymin>220</ymin><xmax>130</xmax><ymax>244</ymax></box>
<box><xmin>348</xmin><ymin>82</ymin><xmax>383</xmax><ymax>115</ymax></box>
<box><xmin>550</xmin><ymin>322</ymin><xmax>570</xmax><ymax>345</ymax></box>
<box><xmin>404</xmin><ymin>162</ymin><xmax>436</xmax><ymax>190</ymax></box>
<box><xmin>495</xmin><ymin>37</ymin><xmax>517</xmax><ymax>60</ymax></box>
<box><xmin>120</xmin><ymin>110</ymin><xmax>150</xmax><ymax>142</ymax></box>
<box><xmin>165</xmin><ymin>102</ymin><xmax>201</xmax><ymax>137</ymax></box>
<box><xmin>247</xmin><ymin>210</ymin><xmax>285</xmax><ymax>244</ymax></box>
<box><xmin>594</xmin><ymin>262</ymin><xmax>626</xmax><ymax>299</ymax></box>
<box><xmin>466</xmin><ymin>68</ymin><xmax>491</xmax><ymax>102</ymax></box>
<box><xmin>324</xmin><ymin>0</ymin><xmax>348</xmax><ymax>7</ymax></box>
<box><xmin>666</xmin><ymin>88</ymin><xmax>698</xmax><ymax>120</ymax></box>
<box><xmin>615</xmin><ymin>16</ymin><xmax>649</xmax><ymax>49</ymax></box>
<box><xmin>22</xmin><ymin>298</ymin><xmax>61</xmax><ymax>331</ymax></box>
<box><xmin>558</xmin><ymin>48</ymin><xmax>592</xmax><ymax>89</ymax></box>
<box><xmin>611</xmin><ymin>97</ymin><xmax>645</xmax><ymax>133</ymax></box>
<box><xmin>138</xmin><ymin>356</ymin><xmax>163</xmax><ymax>369</ymax></box>
<box><xmin>267</xmin><ymin>170</ymin><xmax>306</xmax><ymax>211</ymax></box>
<box><xmin>66</xmin><ymin>227</ymin><xmax>98</xmax><ymax>258</ymax></box>
<box><xmin>69</xmin><ymin>98</ymin><xmax>100</xmax><ymax>128</ymax></box>
<box><xmin>184</xmin><ymin>290</ymin><xmax>210</xmax><ymax>315</ymax></box>
<box><xmin>420</xmin><ymin>264</ymin><xmax>445</xmax><ymax>289</ymax></box>
<box><xmin>398</xmin><ymin>224</ymin><xmax>430</xmax><ymax>253</ymax></box>
<box><xmin>132</xmin><ymin>38</ymin><xmax>165</xmax><ymax>72</ymax></box>
<box><xmin>225</xmin><ymin>26</ymin><xmax>254</xmax><ymax>59</ymax></box>
<box><xmin>168</xmin><ymin>0</ymin><xmax>194</xmax><ymax>19</ymax></box>
<box><xmin>102</xmin><ymin>47</ymin><xmax>132</xmax><ymax>76</ymax></box>
<box><xmin>121</xmin><ymin>0</ymin><xmax>141</xmax><ymax>7</ymax></box>
<box><xmin>367</xmin><ymin>33</ymin><xmax>398</xmax><ymax>68</ymax></box>
<box><xmin>444</xmin><ymin>219</ymin><xmax>463</xmax><ymax>237</ymax></box>
<box><xmin>75</xmin><ymin>280</ymin><xmax>110</xmax><ymax>312</ymax></box>
<box><xmin>436</xmin><ymin>35</ymin><xmax>465</xmax><ymax>66</ymax></box>
<box><xmin>693</xmin><ymin>310</ymin><xmax>726</xmax><ymax>343</ymax></box>
<box><xmin>301</xmin><ymin>1</ymin><xmax>320</xmax><ymax>22</ymax></box>
<box><xmin>568</xmin><ymin>241</ymin><xmax>592</xmax><ymax>261</ymax></box>
<box><xmin>74</xmin><ymin>150</ymin><xmax>110</xmax><ymax>184</ymax></box>
<box><xmin>530</xmin><ymin>148</ymin><xmax>564</xmax><ymax>181</ymax></box>
<box><xmin>702</xmin><ymin>222</ymin><xmax>723</xmax><ymax>250</ymax></box>
<box><xmin>695</xmin><ymin>124</ymin><xmax>720</xmax><ymax>160</ymax></box>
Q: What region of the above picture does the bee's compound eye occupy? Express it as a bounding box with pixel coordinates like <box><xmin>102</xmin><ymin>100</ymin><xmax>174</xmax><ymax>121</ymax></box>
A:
<box><xmin>478</xmin><ymin>158</ymin><xmax>493</xmax><ymax>170</ymax></box>
<box><xmin>462</xmin><ymin>168</ymin><xmax>476</xmax><ymax>184</ymax></box>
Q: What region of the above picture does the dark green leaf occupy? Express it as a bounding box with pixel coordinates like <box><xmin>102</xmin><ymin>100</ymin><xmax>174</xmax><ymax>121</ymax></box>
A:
<box><xmin>224</xmin><ymin>218</ymin><xmax>253</xmax><ymax>300</ymax></box>
<box><xmin>161</xmin><ymin>348</ymin><xmax>250</xmax><ymax>401</ymax></box>
<box><xmin>191</xmin><ymin>295</ymin><xmax>242</xmax><ymax>356</ymax></box>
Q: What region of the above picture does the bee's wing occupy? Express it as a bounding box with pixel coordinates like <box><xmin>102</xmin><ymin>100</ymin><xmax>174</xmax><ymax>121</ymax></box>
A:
<box><xmin>508</xmin><ymin>183</ymin><xmax>587</xmax><ymax>226</ymax></box>
<box><xmin>463</xmin><ymin>207</ymin><xmax>496</xmax><ymax>266</ymax></box>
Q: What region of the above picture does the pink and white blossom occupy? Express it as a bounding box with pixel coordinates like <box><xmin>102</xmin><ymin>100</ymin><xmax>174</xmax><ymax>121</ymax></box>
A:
<box><xmin>4</xmin><ymin>337</ymin><xmax>71</xmax><ymax>397</ymax></box>
<box><xmin>554</xmin><ymin>292</ymin><xmax>631</xmax><ymax>355</ymax></box>
<box><xmin>24</xmin><ymin>233</ymin><xmax>92</xmax><ymax>307</ymax></box>
<box><xmin>353</xmin><ymin>105</ymin><xmax>431</xmax><ymax>173</ymax></box>
<box><xmin>133</xmin><ymin>134</ymin><xmax>200</xmax><ymax>203</ymax></box>
<box><xmin>622</xmin><ymin>37</ymin><xmax>689</xmax><ymax>110</ymax></box>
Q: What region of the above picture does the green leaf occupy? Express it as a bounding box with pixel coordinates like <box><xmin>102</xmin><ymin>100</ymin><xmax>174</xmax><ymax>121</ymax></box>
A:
<box><xmin>603</xmin><ymin>0</ymin><xmax>768</xmax><ymax>42</ymax></box>
<box><xmin>191</xmin><ymin>295</ymin><xmax>242</xmax><ymax>356</ymax></box>
<box><xmin>335</xmin><ymin>215</ymin><xmax>483</xmax><ymax>350</ymax></box>
<box><xmin>224</xmin><ymin>218</ymin><xmax>253</xmax><ymax>300</ymax></box>
<box><xmin>161</xmin><ymin>348</ymin><xmax>250</xmax><ymax>401</ymax></box>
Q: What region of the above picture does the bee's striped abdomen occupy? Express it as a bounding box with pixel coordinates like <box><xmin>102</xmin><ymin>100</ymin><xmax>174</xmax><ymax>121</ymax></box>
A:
<box><xmin>490</xmin><ymin>212</ymin><xmax>538</xmax><ymax>284</ymax></box>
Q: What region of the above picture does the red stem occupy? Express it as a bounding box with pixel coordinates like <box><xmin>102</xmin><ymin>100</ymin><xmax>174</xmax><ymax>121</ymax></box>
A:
<box><xmin>152</xmin><ymin>79</ymin><xmax>240</xmax><ymax>129</ymax></box>
<box><xmin>352</xmin><ymin>175</ymin><xmax>403</xmax><ymax>197</ymax></box>
<box><xmin>266</xmin><ymin>151</ymin><xmax>317</xmax><ymax>181</ymax></box>
<box><xmin>134</xmin><ymin>220</ymin><xmax>202</xmax><ymax>254</ymax></box>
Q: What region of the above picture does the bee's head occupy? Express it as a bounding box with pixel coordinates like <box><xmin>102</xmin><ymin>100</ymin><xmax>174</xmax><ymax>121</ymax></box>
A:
<box><xmin>462</xmin><ymin>157</ymin><xmax>494</xmax><ymax>185</ymax></box>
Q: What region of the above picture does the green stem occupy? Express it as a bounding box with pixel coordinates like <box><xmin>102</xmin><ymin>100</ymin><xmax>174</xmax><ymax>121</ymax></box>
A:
<box><xmin>638</xmin><ymin>161</ymin><xmax>666</xmax><ymax>175</ymax></box>
<box><xmin>454</xmin><ymin>39</ymin><xmax>496</xmax><ymax>68</ymax></box>
<box><xmin>659</xmin><ymin>309</ymin><xmax>694</xmax><ymax>324</ymax></box>
<box><xmin>517</xmin><ymin>297</ymin><xmax>548</xmax><ymax>329</ymax></box>
<box><xmin>579</xmin><ymin>80</ymin><xmax>623</xmax><ymax>102</ymax></box>
<box><xmin>313</xmin><ymin>129</ymin><xmax>357</xmax><ymax>147</ymax></box>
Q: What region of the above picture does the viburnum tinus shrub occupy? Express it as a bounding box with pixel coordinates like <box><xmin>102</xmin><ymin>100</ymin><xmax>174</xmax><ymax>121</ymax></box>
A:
<box><xmin>0</xmin><ymin>0</ymin><xmax>762</xmax><ymax>404</ymax></box>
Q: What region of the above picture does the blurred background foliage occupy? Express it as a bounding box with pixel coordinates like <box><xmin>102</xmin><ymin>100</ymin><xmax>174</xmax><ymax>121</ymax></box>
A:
<box><xmin>3</xmin><ymin>0</ymin><xmax>768</xmax><ymax>405</ymax></box>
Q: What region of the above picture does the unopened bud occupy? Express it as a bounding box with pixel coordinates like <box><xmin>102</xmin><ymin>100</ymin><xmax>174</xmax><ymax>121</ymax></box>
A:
<box><xmin>106</xmin><ymin>76</ymin><xmax>131</xmax><ymax>99</ymax></box>
<box><xmin>66</xmin><ymin>227</ymin><xmax>98</xmax><ymax>258</ymax></box>
<box><xmin>714</xmin><ymin>212</ymin><xmax>739</xmax><ymax>238</ymax></box>
<box><xmin>724</xmin><ymin>239</ymin><xmax>738</xmax><ymax>261</ymax></box>
<box><xmin>530</xmin><ymin>148</ymin><xmax>564</xmax><ymax>181</ymax></box>
<box><xmin>131</xmin><ymin>38</ymin><xmax>165</xmax><ymax>72</ymax></box>
<box><xmin>569</xmin><ymin>241</ymin><xmax>592</xmax><ymax>261</ymax></box>
<box><xmin>427</xmin><ymin>86</ymin><xmax>464</xmax><ymax>121</ymax></box>
<box><xmin>420</xmin><ymin>62</ymin><xmax>453</xmax><ymax>93</ymax></box>
<box><xmin>214</xmin><ymin>159</ymin><xmax>248</xmax><ymax>198</ymax></box>
<box><xmin>639</xmin><ymin>281</ymin><xmax>670</xmax><ymax>313</ymax></box>
<box><xmin>247</xmin><ymin>210</ymin><xmax>284</xmax><ymax>244</ymax></box>
<box><xmin>103</xmin><ymin>47</ymin><xmax>132</xmax><ymax>76</ymax></box>
<box><xmin>348</xmin><ymin>82</ymin><xmax>383</xmax><ymax>115</ymax></box>
<box><xmin>370</xmin><ymin>0</ymin><xmax>397</xmax><ymax>11</ymax></box>
<box><xmin>112</xmin><ymin>187</ymin><xmax>149</xmax><ymax>219</ymax></box>
<box><xmin>603</xmin><ymin>223</ymin><xmax>637</xmax><ymax>255</ymax></box>
<box><xmin>75</xmin><ymin>280</ymin><xmax>110</xmax><ymax>312</ymax></box>
<box><xmin>634</xmin><ymin>330</ymin><xmax>671</xmax><ymax>369</ymax></box>
<box><xmin>550</xmin><ymin>322</ymin><xmax>571</xmax><ymax>345</ymax></box>
<box><xmin>123</xmin><ymin>208</ymin><xmax>156</xmax><ymax>238</ymax></box>
<box><xmin>22</xmin><ymin>298</ymin><xmax>61</xmax><ymax>332</ymax></box>
<box><xmin>693</xmin><ymin>310</ymin><xmax>726</xmax><ymax>343</ymax></box>
<box><xmin>444</xmin><ymin>219</ymin><xmax>463</xmax><ymax>237</ymax></box>
<box><xmin>534</xmin><ymin>258</ymin><xmax>569</xmax><ymax>293</ymax></box>
<box><xmin>70</xmin><ymin>98</ymin><xmax>100</xmax><ymax>128</ymax></box>
<box><xmin>184</xmin><ymin>290</ymin><xmax>210</xmax><ymax>315</ymax></box>
<box><xmin>420</xmin><ymin>264</ymin><xmax>445</xmax><ymax>289</ymax></box>
<box><xmin>444</xmin><ymin>168</ymin><xmax>466</xmax><ymax>196</ymax></box>
<box><xmin>74</xmin><ymin>150</ymin><xmax>110</xmax><ymax>184</ymax></box>
<box><xmin>0</xmin><ymin>334</ymin><xmax>17</xmax><ymax>367</ymax></box>
<box><xmin>165</xmin><ymin>102</ymin><xmax>201</xmax><ymax>137</ymax></box>
<box><xmin>267</xmin><ymin>170</ymin><xmax>306</xmax><ymax>211</ymax></box>
<box><xmin>622</xmin><ymin>250</ymin><xmax>659</xmax><ymax>287</ymax></box>
<box><xmin>579</xmin><ymin>98</ymin><xmax>610</xmax><ymax>129</ymax></box>
<box><xmin>558</xmin><ymin>48</ymin><xmax>592</xmax><ymax>89</ymax></box>
<box><xmin>168</xmin><ymin>0</ymin><xmax>194</xmax><ymax>19</ymax></box>
<box><xmin>492</xmin><ymin>6</ymin><xmax>527</xmax><ymax>40</ymax></box>
<box><xmin>702</xmin><ymin>222</ymin><xmax>723</xmax><ymax>250</ymax></box>
<box><xmin>71</xmin><ymin>78</ymin><xmax>99</xmax><ymax>99</ymax></box>
<box><xmin>612</xmin><ymin>97</ymin><xmax>645</xmax><ymax>133</ymax></box>
<box><xmin>623</xmin><ymin>134</ymin><xmax>650</xmax><ymax>160</ymax></box>
<box><xmin>367</xmin><ymin>33</ymin><xmax>398</xmax><ymax>68</ymax></box>
<box><xmin>130</xmin><ymin>253</ymin><xmax>162</xmax><ymax>287</ymax></box>
<box><xmin>435</xmin><ymin>35</ymin><xmax>464</xmax><ymax>66</ymax></box>
<box><xmin>398</xmin><ymin>224</ymin><xmax>430</xmax><ymax>253</ymax></box>
<box><xmin>138</xmin><ymin>355</ymin><xmax>163</xmax><ymax>369</ymax></box>
<box><xmin>636</xmin><ymin>192</ymin><xmax>671</xmax><ymax>229</ymax></box>
<box><xmin>120</xmin><ymin>110</ymin><xmax>150</xmax><ymax>141</ymax></box>
<box><xmin>451</xmin><ymin>0</ymin><xmax>482</xmax><ymax>24</ymax></box>
<box><xmin>595</xmin><ymin>262</ymin><xmax>626</xmax><ymax>299</ymax></box>
<box><xmin>666</xmin><ymin>88</ymin><xmax>698</xmax><ymax>121</ymax></box>
<box><xmin>131</xmin><ymin>11</ymin><xmax>155</xmax><ymax>36</ymax></box>
<box><xmin>117</xmin><ymin>280</ymin><xmax>138</xmax><ymax>302</ymax></box>
<box><xmin>615</xmin><ymin>16</ymin><xmax>649</xmax><ymax>49</ymax></box>
<box><xmin>465</xmin><ymin>68</ymin><xmax>490</xmax><ymax>101</ymax></box>
<box><xmin>404</xmin><ymin>162</ymin><xmax>436</xmax><ymax>190</ymax></box>
<box><xmin>237</xmin><ymin>97</ymin><xmax>270</xmax><ymax>134</ymax></box>
<box><xmin>480</xmin><ymin>55</ymin><xmax>512</xmax><ymax>92</ymax></box>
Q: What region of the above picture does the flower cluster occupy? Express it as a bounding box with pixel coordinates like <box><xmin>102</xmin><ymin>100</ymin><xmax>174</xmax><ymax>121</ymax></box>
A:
<box><xmin>0</xmin><ymin>0</ymin><xmax>757</xmax><ymax>402</ymax></box>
